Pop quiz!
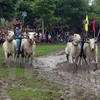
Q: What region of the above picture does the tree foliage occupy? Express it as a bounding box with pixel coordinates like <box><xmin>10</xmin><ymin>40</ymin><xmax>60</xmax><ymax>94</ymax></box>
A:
<box><xmin>0</xmin><ymin>0</ymin><xmax>15</xmax><ymax>19</ymax></box>
<box><xmin>30</xmin><ymin>0</ymin><xmax>56</xmax><ymax>27</ymax></box>
<box><xmin>0</xmin><ymin>0</ymin><xmax>100</xmax><ymax>29</ymax></box>
<box><xmin>91</xmin><ymin>0</ymin><xmax>100</xmax><ymax>25</ymax></box>
<box><xmin>54</xmin><ymin>0</ymin><xmax>89</xmax><ymax>27</ymax></box>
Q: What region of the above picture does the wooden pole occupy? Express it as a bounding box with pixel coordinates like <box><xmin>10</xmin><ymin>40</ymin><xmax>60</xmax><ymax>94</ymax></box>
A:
<box><xmin>85</xmin><ymin>31</ymin><xmax>88</xmax><ymax>39</ymax></box>
<box><xmin>94</xmin><ymin>30</ymin><xmax>95</xmax><ymax>38</ymax></box>
<box><xmin>42</xmin><ymin>17</ymin><xmax>45</xmax><ymax>39</ymax></box>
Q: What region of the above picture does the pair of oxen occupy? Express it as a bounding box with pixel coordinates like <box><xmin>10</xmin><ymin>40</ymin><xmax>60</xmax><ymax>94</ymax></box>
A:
<box><xmin>65</xmin><ymin>33</ymin><xmax>99</xmax><ymax>73</ymax></box>
<box><xmin>2</xmin><ymin>31</ymin><xmax>36</xmax><ymax>66</ymax></box>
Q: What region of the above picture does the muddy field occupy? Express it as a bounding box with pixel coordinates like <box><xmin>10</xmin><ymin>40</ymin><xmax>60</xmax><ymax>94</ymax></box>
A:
<box><xmin>33</xmin><ymin>50</ymin><xmax>100</xmax><ymax>100</ymax></box>
<box><xmin>1</xmin><ymin>50</ymin><xmax>100</xmax><ymax>100</ymax></box>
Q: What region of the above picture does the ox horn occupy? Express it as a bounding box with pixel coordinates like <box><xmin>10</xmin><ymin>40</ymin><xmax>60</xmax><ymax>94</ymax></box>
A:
<box><xmin>85</xmin><ymin>38</ymin><xmax>90</xmax><ymax>43</ymax></box>
<box><xmin>26</xmin><ymin>32</ymin><xmax>29</xmax><ymax>39</ymax></box>
<box><xmin>95</xmin><ymin>29</ymin><xmax>100</xmax><ymax>41</ymax></box>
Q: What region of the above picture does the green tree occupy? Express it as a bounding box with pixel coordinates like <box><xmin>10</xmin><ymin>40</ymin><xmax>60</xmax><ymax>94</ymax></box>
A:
<box><xmin>54</xmin><ymin>0</ymin><xmax>89</xmax><ymax>28</ymax></box>
<box><xmin>0</xmin><ymin>0</ymin><xmax>15</xmax><ymax>19</ymax></box>
<box><xmin>31</xmin><ymin>0</ymin><xmax>56</xmax><ymax>37</ymax></box>
<box><xmin>17</xmin><ymin>0</ymin><xmax>34</xmax><ymax>26</ymax></box>
<box><xmin>92</xmin><ymin>0</ymin><xmax>100</xmax><ymax>25</ymax></box>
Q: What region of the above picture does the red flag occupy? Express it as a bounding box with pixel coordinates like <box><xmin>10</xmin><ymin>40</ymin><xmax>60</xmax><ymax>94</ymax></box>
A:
<box><xmin>92</xmin><ymin>18</ymin><xmax>96</xmax><ymax>31</ymax></box>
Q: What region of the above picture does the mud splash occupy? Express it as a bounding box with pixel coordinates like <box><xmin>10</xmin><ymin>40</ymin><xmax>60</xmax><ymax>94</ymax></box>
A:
<box><xmin>33</xmin><ymin>50</ymin><xmax>100</xmax><ymax>99</ymax></box>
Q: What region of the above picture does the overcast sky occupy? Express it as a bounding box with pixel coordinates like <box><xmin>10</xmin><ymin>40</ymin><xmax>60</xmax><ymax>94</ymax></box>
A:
<box><xmin>89</xmin><ymin>0</ymin><xmax>94</xmax><ymax>5</ymax></box>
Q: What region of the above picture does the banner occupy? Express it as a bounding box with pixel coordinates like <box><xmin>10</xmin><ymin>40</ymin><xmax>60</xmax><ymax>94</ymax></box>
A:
<box><xmin>92</xmin><ymin>18</ymin><xmax>96</xmax><ymax>31</ymax></box>
<box><xmin>85</xmin><ymin>15</ymin><xmax>89</xmax><ymax>31</ymax></box>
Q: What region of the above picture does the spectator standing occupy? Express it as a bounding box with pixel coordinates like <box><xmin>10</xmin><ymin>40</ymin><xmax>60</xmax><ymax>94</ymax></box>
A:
<box><xmin>48</xmin><ymin>33</ymin><xmax>52</xmax><ymax>43</ymax></box>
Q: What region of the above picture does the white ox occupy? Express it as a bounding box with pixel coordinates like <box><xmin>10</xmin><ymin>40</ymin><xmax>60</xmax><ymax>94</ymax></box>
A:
<box><xmin>65</xmin><ymin>34</ymin><xmax>81</xmax><ymax>63</ymax></box>
<box><xmin>83</xmin><ymin>38</ymin><xmax>98</xmax><ymax>71</ymax></box>
<box><xmin>2</xmin><ymin>31</ymin><xmax>16</xmax><ymax>64</ymax></box>
<box><xmin>65</xmin><ymin>34</ymin><xmax>81</xmax><ymax>72</ymax></box>
<box><xmin>20</xmin><ymin>32</ymin><xmax>36</xmax><ymax>65</ymax></box>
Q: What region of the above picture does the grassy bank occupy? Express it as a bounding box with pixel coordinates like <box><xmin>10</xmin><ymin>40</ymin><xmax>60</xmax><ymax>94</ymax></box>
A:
<box><xmin>1</xmin><ymin>66</ymin><xmax>60</xmax><ymax>100</ymax></box>
<box><xmin>35</xmin><ymin>43</ymin><xmax>66</xmax><ymax>56</ymax></box>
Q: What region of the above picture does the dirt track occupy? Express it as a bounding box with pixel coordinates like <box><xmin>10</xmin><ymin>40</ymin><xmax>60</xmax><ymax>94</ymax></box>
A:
<box><xmin>1</xmin><ymin>50</ymin><xmax>100</xmax><ymax>100</ymax></box>
<box><xmin>33</xmin><ymin>50</ymin><xmax>100</xmax><ymax>99</ymax></box>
